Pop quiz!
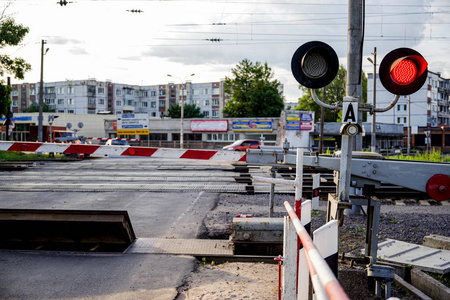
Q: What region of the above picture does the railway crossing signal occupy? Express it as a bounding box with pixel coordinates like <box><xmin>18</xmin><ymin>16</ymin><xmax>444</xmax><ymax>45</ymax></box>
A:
<box><xmin>379</xmin><ymin>48</ymin><xmax>428</xmax><ymax>96</ymax></box>
<box><xmin>291</xmin><ymin>41</ymin><xmax>339</xmax><ymax>89</ymax></box>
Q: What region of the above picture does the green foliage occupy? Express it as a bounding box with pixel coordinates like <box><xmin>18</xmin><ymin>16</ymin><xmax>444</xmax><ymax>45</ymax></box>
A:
<box><xmin>0</xmin><ymin>82</ymin><xmax>12</xmax><ymax>117</ymax></box>
<box><xmin>223</xmin><ymin>59</ymin><xmax>284</xmax><ymax>118</ymax></box>
<box><xmin>294</xmin><ymin>66</ymin><xmax>368</xmax><ymax>122</ymax></box>
<box><xmin>0</xmin><ymin>151</ymin><xmax>65</xmax><ymax>161</ymax></box>
<box><xmin>0</xmin><ymin>15</ymin><xmax>31</xmax><ymax>80</ymax></box>
<box><xmin>26</xmin><ymin>102</ymin><xmax>54</xmax><ymax>113</ymax></box>
<box><xmin>0</xmin><ymin>5</ymin><xmax>31</xmax><ymax>118</ymax></box>
<box><xmin>168</xmin><ymin>103</ymin><xmax>203</xmax><ymax>118</ymax></box>
<box><xmin>389</xmin><ymin>148</ymin><xmax>450</xmax><ymax>162</ymax></box>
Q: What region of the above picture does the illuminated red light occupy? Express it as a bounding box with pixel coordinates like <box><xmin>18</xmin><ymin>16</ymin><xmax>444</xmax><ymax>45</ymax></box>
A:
<box><xmin>390</xmin><ymin>59</ymin><xmax>417</xmax><ymax>85</ymax></box>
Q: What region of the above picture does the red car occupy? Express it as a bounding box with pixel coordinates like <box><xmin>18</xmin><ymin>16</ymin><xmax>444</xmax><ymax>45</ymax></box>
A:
<box><xmin>222</xmin><ymin>139</ymin><xmax>261</xmax><ymax>151</ymax></box>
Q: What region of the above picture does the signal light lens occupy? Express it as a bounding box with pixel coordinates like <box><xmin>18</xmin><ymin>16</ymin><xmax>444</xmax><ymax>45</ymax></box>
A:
<box><xmin>379</xmin><ymin>48</ymin><xmax>428</xmax><ymax>95</ymax></box>
<box><xmin>302</xmin><ymin>52</ymin><xmax>328</xmax><ymax>79</ymax></box>
<box><xmin>391</xmin><ymin>59</ymin><xmax>417</xmax><ymax>85</ymax></box>
<box><xmin>291</xmin><ymin>41</ymin><xmax>339</xmax><ymax>89</ymax></box>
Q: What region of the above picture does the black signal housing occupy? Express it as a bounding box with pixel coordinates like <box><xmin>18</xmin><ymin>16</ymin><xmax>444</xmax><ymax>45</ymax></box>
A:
<box><xmin>291</xmin><ymin>41</ymin><xmax>339</xmax><ymax>89</ymax></box>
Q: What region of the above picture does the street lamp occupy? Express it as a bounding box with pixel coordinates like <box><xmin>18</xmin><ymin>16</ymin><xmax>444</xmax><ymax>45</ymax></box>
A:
<box><xmin>167</xmin><ymin>73</ymin><xmax>195</xmax><ymax>149</ymax></box>
<box><xmin>38</xmin><ymin>40</ymin><xmax>49</xmax><ymax>142</ymax></box>
<box><xmin>367</xmin><ymin>47</ymin><xmax>377</xmax><ymax>152</ymax></box>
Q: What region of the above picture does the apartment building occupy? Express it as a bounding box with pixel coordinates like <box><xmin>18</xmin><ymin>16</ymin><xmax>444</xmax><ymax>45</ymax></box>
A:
<box><xmin>367</xmin><ymin>71</ymin><xmax>449</xmax><ymax>127</ymax></box>
<box><xmin>11</xmin><ymin>79</ymin><xmax>235</xmax><ymax>118</ymax></box>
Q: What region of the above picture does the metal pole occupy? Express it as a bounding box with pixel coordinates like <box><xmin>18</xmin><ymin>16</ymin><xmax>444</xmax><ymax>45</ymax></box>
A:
<box><xmin>339</xmin><ymin>0</ymin><xmax>363</xmax><ymax>201</ymax></box>
<box><xmin>318</xmin><ymin>88</ymin><xmax>326</xmax><ymax>154</ymax></box>
<box><xmin>5</xmin><ymin>77</ymin><xmax>11</xmax><ymax>141</ymax></box>
<box><xmin>370</xmin><ymin>47</ymin><xmax>377</xmax><ymax>152</ymax></box>
<box><xmin>407</xmin><ymin>95</ymin><xmax>411</xmax><ymax>156</ymax></box>
<box><xmin>38</xmin><ymin>40</ymin><xmax>47</xmax><ymax>143</ymax></box>
<box><xmin>180</xmin><ymin>84</ymin><xmax>184</xmax><ymax>149</ymax></box>
<box><xmin>269</xmin><ymin>169</ymin><xmax>275</xmax><ymax>217</ymax></box>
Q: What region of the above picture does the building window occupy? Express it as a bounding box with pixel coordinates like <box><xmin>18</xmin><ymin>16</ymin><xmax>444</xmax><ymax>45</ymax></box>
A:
<box><xmin>116</xmin><ymin>100</ymin><xmax>122</xmax><ymax>106</ymax></box>
<box><xmin>30</xmin><ymin>89</ymin><xmax>36</xmax><ymax>95</ymax></box>
<box><xmin>98</xmin><ymin>87</ymin><xmax>105</xmax><ymax>94</ymax></box>
<box><xmin>212</xmin><ymin>87</ymin><xmax>220</xmax><ymax>95</ymax></box>
<box><xmin>151</xmin><ymin>101</ymin><xmax>156</xmax><ymax>108</ymax></box>
<box><xmin>67</xmin><ymin>99</ymin><xmax>73</xmax><ymax>105</ymax></box>
<box><xmin>116</xmin><ymin>89</ymin><xmax>122</xmax><ymax>96</ymax></box>
<box><xmin>141</xmin><ymin>102</ymin><xmax>148</xmax><ymax>108</ymax></box>
<box><xmin>193</xmin><ymin>89</ymin><xmax>200</xmax><ymax>96</ymax></box>
<box><xmin>203</xmin><ymin>111</ymin><xmax>209</xmax><ymax>117</ymax></box>
<box><xmin>68</xmin><ymin>110</ymin><xmax>74</xmax><ymax>113</ymax></box>
<box><xmin>151</xmin><ymin>91</ymin><xmax>157</xmax><ymax>97</ymax></box>
<box><xmin>159</xmin><ymin>100</ymin><xmax>165</xmax><ymax>107</ymax></box>
<box><xmin>67</xmin><ymin>87</ymin><xmax>74</xmax><ymax>94</ymax></box>
<box><xmin>88</xmin><ymin>98</ymin><xmax>96</xmax><ymax>104</ymax></box>
<box><xmin>159</xmin><ymin>90</ymin><xmax>166</xmax><ymax>96</ymax></box>
<box><xmin>12</xmin><ymin>100</ymin><xmax>18</xmax><ymax>106</ymax></box>
<box><xmin>212</xmin><ymin>99</ymin><xmax>220</xmax><ymax>106</ymax></box>
<box><xmin>204</xmin><ymin>99</ymin><xmax>210</xmax><ymax>106</ymax></box>
<box><xmin>212</xmin><ymin>110</ymin><xmax>219</xmax><ymax>117</ymax></box>
<box><xmin>207</xmin><ymin>133</ymin><xmax>237</xmax><ymax>142</ymax></box>
<box><xmin>98</xmin><ymin>99</ymin><xmax>105</xmax><ymax>105</ymax></box>
<box><xmin>57</xmin><ymin>99</ymin><xmax>64</xmax><ymax>104</ymax></box>
<box><xmin>57</xmin><ymin>87</ymin><xmax>64</xmax><ymax>94</ymax></box>
<box><xmin>203</xmin><ymin>89</ymin><xmax>209</xmax><ymax>95</ymax></box>
<box><xmin>45</xmin><ymin>99</ymin><xmax>55</xmax><ymax>105</ymax></box>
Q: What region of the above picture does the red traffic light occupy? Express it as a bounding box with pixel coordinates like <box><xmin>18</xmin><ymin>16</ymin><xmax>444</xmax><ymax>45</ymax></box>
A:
<box><xmin>291</xmin><ymin>41</ymin><xmax>339</xmax><ymax>89</ymax></box>
<box><xmin>379</xmin><ymin>48</ymin><xmax>428</xmax><ymax>95</ymax></box>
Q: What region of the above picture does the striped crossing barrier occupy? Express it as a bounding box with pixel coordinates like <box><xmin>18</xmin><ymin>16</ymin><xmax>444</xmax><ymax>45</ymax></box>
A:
<box><xmin>86</xmin><ymin>138</ymin><xmax>141</xmax><ymax>141</ymax></box>
<box><xmin>284</xmin><ymin>201</ymin><xmax>349</xmax><ymax>300</ymax></box>
<box><xmin>0</xmin><ymin>141</ymin><xmax>247</xmax><ymax>162</ymax></box>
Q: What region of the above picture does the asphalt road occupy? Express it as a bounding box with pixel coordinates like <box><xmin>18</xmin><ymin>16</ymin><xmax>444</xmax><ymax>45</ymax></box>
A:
<box><xmin>0</xmin><ymin>156</ymin><xmax>247</xmax><ymax>300</ymax></box>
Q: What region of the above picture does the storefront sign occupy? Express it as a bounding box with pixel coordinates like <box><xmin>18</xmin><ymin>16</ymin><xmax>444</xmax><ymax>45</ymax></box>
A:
<box><xmin>231</xmin><ymin>119</ymin><xmax>273</xmax><ymax>131</ymax></box>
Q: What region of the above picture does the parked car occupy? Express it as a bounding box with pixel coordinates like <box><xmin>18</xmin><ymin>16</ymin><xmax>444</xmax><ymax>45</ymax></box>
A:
<box><xmin>105</xmin><ymin>139</ymin><xmax>129</xmax><ymax>146</ymax></box>
<box><xmin>222</xmin><ymin>139</ymin><xmax>261</xmax><ymax>151</ymax></box>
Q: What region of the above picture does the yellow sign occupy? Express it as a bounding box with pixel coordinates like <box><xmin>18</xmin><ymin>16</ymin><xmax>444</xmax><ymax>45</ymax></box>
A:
<box><xmin>117</xmin><ymin>129</ymin><xmax>149</xmax><ymax>135</ymax></box>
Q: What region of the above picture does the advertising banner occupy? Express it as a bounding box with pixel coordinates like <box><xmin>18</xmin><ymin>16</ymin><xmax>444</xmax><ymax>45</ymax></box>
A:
<box><xmin>286</xmin><ymin>111</ymin><xmax>314</xmax><ymax>130</ymax></box>
<box><xmin>117</xmin><ymin>113</ymin><xmax>149</xmax><ymax>135</ymax></box>
<box><xmin>231</xmin><ymin>119</ymin><xmax>273</xmax><ymax>131</ymax></box>
<box><xmin>190</xmin><ymin>120</ymin><xmax>228</xmax><ymax>132</ymax></box>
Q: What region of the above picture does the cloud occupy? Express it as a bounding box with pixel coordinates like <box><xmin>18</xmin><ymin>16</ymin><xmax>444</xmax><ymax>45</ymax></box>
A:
<box><xmin>68</xmin><ymin>46</ymin><xmax>89</xmax><ymax>56</ymax></box>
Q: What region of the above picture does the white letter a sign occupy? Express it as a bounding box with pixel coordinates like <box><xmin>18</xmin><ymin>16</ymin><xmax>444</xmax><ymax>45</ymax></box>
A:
<box><xmin>343</xmin><ymin>102</ymin><xmax>357</xmax><ymax>124</ymax></box>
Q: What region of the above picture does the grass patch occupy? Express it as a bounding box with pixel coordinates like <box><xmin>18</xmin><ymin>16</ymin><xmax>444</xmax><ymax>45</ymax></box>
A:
<box><xmin>389</xmin><ymin>148</ymin><xmax>450</xmax><ymax>163</ymax></box>
<box><xmin>0</xmin><ymin>151</ymin><xmax>66</xmax><ymax>161</ymax></box>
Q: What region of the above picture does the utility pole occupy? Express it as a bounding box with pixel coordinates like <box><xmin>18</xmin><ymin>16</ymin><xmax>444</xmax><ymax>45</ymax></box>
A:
<box><xmin>38</xmin><ymin>40</ymin><xmax>48</xmax><ymax>143</ymax></box>
<box><xmin>5</xmin><ymin>77</ymin><xmax>11</xmax><ymax>141</ymax></box>
<box><xmin>318</xmin><ymin>87</ymin><xmax>326</xmax><ymax>154</ymax></box>
<box><xmin>368</xmin><ymin>47</ymin><xmax>377</xmax><ymax>152</ymax></box>
<box><xmin>167</xmin><ymin>73</ymin><xmax>195</xmax><ymax>149</ymax></box>
<box><xmin>338</xmin><ymin>0</ymin><xmax>363</xmax><ymax>202</ymax></box>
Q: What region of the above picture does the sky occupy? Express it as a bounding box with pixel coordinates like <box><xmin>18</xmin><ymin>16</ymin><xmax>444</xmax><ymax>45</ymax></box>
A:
<box><xmin>3</xmin><ymin>0</ymin><xmax>450</xmax><ymax>102</ymax></box>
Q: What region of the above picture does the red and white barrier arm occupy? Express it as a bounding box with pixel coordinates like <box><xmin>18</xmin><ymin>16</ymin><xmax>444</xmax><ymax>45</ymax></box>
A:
<box><xmin>284</xmin><ymin>201</ymin><xmax>349</xmax><ymax>300</ymax></box>
<box><xmin>85</xmin><ymin>138</ymin><xmax>141</xmax><ymax>141</ymax></box>
<box><xmin>0</xmin><ymin>141</ymin><xmax>246</xmax><ymax>162</ymax></box>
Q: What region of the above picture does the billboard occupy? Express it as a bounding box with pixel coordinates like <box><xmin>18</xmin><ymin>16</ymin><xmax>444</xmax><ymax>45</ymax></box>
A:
<box><xmin>117</xmin><ymin>113</ymin><xmax>149</xmax><ymax>135</ymax></box>
<box><xmin>231</xmin><ymin>119</ymin><xmax>273</xmax><ymax>131</ymax></box>
<box><xmin>286</xmin><ymin>111</ymin><xmax>314</xmax><ymax>130</ymax></box>
<box><xmin>190</xmin><ymin>120</ymin><xmax>228</xmax><ymax>132</ymax></box>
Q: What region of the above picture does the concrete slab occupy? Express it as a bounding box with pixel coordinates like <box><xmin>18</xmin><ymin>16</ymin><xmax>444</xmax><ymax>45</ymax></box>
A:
<box><xmin>423</xmin><ymin>234</ymin><xmax>450</xmax><ymax>250</ymax></box>
<box><xmin>125</xmin><ymin>238</ymin><xmax>233</xmax><ymax>256</ymax></box>
<box><xmin>377</xmin><ymin>239</ymin><xmax>450</xmax><ymax>274</ymax></box>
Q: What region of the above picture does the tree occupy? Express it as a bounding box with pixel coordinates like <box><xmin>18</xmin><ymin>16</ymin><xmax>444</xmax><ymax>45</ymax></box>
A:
<box><xmin>223</xmin><ymin>59</ymin><xmax>284</xmax><ymax>118</ymax></box>
<box><xmin>26</xmin><ymin>102</ymin><xmax>54</xmax><ymax>113</ymax></box>
<box><xmin>294</xmin><ymin>66</ymin><xmax>367</xmax><ymax>122</ymax></box>
<box><xmin>0</xmin><ymin>3</ymin><xmax>31</xmax><ymax>118</ymax></box>
<box><xmin>168</xmin><ymin>103</ymin><xmax>203</xmax><ymax>118</ymax></box>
